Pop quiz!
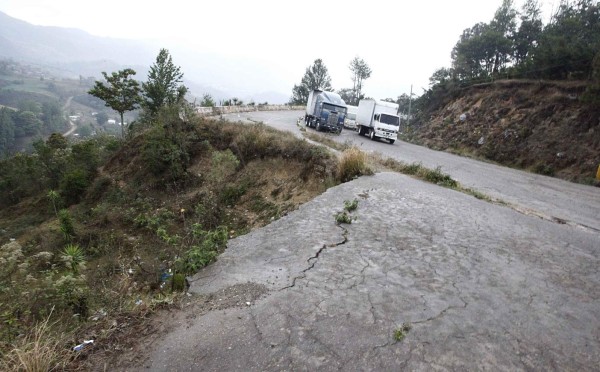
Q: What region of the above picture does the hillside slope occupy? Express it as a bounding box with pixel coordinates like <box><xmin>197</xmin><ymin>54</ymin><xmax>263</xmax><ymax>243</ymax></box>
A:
<box><xmin>412</xmin><ymin>80</ymin><xmax>599</xmax><ymax>183</ymax></box>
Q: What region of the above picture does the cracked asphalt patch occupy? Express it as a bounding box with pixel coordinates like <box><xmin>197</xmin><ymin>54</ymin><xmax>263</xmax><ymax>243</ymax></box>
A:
<box><xmin>139</xmin><ymin>172</ymin><xmax>599</xmax><ymax>371</ymax></box>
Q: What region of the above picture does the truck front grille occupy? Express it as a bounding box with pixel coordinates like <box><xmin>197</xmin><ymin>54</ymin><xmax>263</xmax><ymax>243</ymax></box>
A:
<box><xmin>328</xmin><ymin>113</ymin><xmax>338</xmax><ymax>126</ymax></box>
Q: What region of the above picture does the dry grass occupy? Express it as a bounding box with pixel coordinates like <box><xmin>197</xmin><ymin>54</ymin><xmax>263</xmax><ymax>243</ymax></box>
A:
<box><xmin>302</xmin><ymin>131</ymin><xmax>350</xmax><ymax>152</ymax></box>
<box><xmin>337</xmin><ymin>147</ymin><xmax>373</xmax><ymax>182</ymax></box>
<box><xmin>0</xmin><ymin>312</ymin><xmax>70</xmax><ymax>372</ymax></box>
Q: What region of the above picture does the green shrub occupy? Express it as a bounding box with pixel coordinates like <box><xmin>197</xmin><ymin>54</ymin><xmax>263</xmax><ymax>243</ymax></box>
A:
<box><xmin>171</xmin><ymin>273</ymin><xmax>186</xmax><ymax>292</ymax></box>
<box><xmin>176</xmin><ymin>226</ymin><xmax>228</xmax><ymax>275</ymax></box>
<box><xmin>393</xmin><ymin>323</ymin><xmax>412</xmax><ymax>342</ymax></box>
<box><xmin>418</xmin><ymin>166</ymin><xmax>458</xmax><ymax>188</ymax></box>
<box><xmin>209</xmin><ymin>149</ymin><xmax>239</xmax><ymax>185</ymax></box>
<box><xmin>335</xmin><ymin>211</ymin><xmax>353</xmax><ymax>224</ymax></box>
<box><xmin>533</xmin><ymin>163</ymin><xmax>555</xmax><ymax>176</ymax></box>
<box><xmin>58</xmin><ymin>209</ymin><xmax>75</xmax><ymax>240</ymax></box>
<box><xmin>142</xmin><ymin>126</ymin><xmax>189</xmax><ymax>180</ymax></box>
<box><xmin>59</xmin><ymin>169</ymin><xmax>90</xmax><ymax>205</ymax></box>
<box><xmin>344</xmin><ymin>199</ymin><xmax>358</xmax><ymax>212</ymax></box>
<box><xmin>61</xmin><ymin>244</ymin><xmax>85</xmax><ymax>275</ymax></box>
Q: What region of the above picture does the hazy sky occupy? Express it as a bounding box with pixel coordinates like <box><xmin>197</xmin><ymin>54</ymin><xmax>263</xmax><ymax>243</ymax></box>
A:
<box><xmin>0</xmin><ymin>0</ymin><xmax>556</xmax><ymax>101</ymax></box>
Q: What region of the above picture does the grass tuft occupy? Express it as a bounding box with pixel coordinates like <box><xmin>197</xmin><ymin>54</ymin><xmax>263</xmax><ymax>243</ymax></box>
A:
<box><xmin>0</xmin><ymin>311</ymin><xmax>69</xmax><ymax>372</ymax></box>
<box><xmin>393</xmin><ymin>322</ymin><xmax>412</xmax><ymax>342</ymax></box>
<box><xmin>337</xmin><ymin>147</ymin><xmax>373</xmax><ymax>182</ymax></box>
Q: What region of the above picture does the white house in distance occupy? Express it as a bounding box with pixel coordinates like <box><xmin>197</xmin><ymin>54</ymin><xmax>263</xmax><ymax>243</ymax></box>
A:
<box><xmin>107</xmin><ymin>119</ymin><xmax>116</xmax><ymax>125</ymax></box>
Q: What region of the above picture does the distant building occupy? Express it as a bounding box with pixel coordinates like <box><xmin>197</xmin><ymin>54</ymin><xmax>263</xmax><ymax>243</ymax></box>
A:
<box><xmin>107</xmin><ymin>119</ymin><xmax>116</xmax><ymax>125</ymax></box>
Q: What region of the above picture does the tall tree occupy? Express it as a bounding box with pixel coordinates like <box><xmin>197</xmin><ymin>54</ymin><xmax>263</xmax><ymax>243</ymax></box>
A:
<box><xmin>532</xmin><ymin>0</ymin><xmax>600</xmax><ymax>79</ymax></box>
<box><xmin>142</xmin><ymin>49</ymin><xmax>187</xmax><ymax>116</ymax></box>
<box><xmin>290</xmin><ymin>59</ymin><xmax>333</xmax><ymax>105</ymax></box>
<box><xmin>200</xmin><ymin>93</ymin><xmax>216</xmax><ymax>107</ymax></box>
<box><xmin>489</xmin><ymin>0</ymin><xmax>517</xmax><ymax>74</ymax></box>
<box><xmin>88</xmin><ymin>69</ymin><xmax>142</xmax><ymax>138</ymax></box>
<box><xmin>0</xmin><ymin>108</ymin><xmax>15</xmax><ymax>157</ymax></box>
<box><xmin>349</xmin><ymin>57</ymin><xmax>372</xmax><ymax>105</ymax></box>
<box><xmin>514</xmin><ymin>0</ymin><xmax>543</xmax><ymax>65</ymax></box>
<box><xmin>451</xmin><ymin>22</ymin><xmax>491</xmax><ymax>80</ymax></box>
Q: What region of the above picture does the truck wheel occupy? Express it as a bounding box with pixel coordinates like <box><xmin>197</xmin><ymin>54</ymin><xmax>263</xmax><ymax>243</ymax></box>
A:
<box><xmin>388</xmin><ymin>139</ymin><xmax>395</xmax><ymax>144</ymax></box>
<box><xmin>358</xmin><ymin>126</ymin><xmax>363</xmax><ymax>136</ymax></box>
<box><xmin>316</xmin><ymin>121</ymin><xmax>322</xmax><ymax>131</ymax></box>
<box><xmin>305</xmin><ymin>115</ymin><xmax>309</xmax><ymax>126</ymax></box>
<box><xmin>369</xmin><ymin>129</ymin><xmax>376</xmax><ymax>141</ymax></box>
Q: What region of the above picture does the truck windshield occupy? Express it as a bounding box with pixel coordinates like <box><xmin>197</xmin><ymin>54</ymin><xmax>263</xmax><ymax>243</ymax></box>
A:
<box><xmin>380</xmin><ymin>114</ymin><xmax>399</xmax><ymax>126</ymax></box>
<box><xmin>323</xmin><ymin>103</ymin><xmax>347</xmax><ymax>115</ymax></box>
<box><xmin>347</xmin><ymin>113</ymin><xmax>356</xmax><ymax>120</ymax></box>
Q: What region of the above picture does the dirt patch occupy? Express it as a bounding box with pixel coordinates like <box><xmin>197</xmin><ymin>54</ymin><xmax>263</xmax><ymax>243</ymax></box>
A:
<box><xmin>74</xmin><ymin>282</ymin><xmax>268</xmax><ymax>370</ymax></box>
<box><xmin>411</xmin><ymin>79</ymin><xmax>599</xmax><ymax>184</ymax></box>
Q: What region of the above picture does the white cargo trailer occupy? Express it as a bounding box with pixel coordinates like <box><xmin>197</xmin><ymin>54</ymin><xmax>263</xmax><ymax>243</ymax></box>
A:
<box><xmin>356</xmin><ymin>100</ymin><xmax>400</xmax><ymax>144</ymax></box>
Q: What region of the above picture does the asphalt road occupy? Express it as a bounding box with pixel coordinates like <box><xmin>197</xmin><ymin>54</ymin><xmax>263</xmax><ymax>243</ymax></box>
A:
<box><xmin>222</xmin><ymin>110</ymin><xmax>600</xmax><ymax>232</ymax></box>
<box><xmin>140</xmin><ymin>172</ymin><xmax>599</xmax><ymax>371</ymax></box>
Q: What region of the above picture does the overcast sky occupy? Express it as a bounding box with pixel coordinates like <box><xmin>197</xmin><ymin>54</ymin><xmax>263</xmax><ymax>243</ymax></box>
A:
<box><xmin>0</xmin><ymin>0</ymin><xmax>556</xmax><ymax>101</ymax></box>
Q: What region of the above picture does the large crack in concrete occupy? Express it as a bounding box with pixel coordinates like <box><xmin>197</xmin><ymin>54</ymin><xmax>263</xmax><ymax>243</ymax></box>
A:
<box><xmin>279</xmin><ymin>224</ymin><xmax>349</xmax><ymax>291</ymax></box>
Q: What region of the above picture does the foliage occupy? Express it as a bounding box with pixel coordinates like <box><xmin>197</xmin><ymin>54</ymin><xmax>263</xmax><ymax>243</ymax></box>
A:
<box><xmin>142</xmin><ymin>49</ymin><xmax>187</xmax><ymax>117</ymax></box>
<box><xmin>95</xmin><ymin>111</ymin><xmax>109</xmax><ymax>125</ymax></box>
<box><xmin>0</xmin><ymin>112</ymin><xmax>341</xmax><ymax>369</ymax></box>
<box><xmin>58</xmin><ymin>209</ymin><xmax>75</xmax><ymax>240</ymax></box>
<box><xmin>47</xmin><ymin>190</ymin><xmax>61</xmax><ymax>216</ymax></box>
<box><xmin>0</xmin><ymin>108</ymin><xmax>15</xmax><ymax>157</ymax></box>
<box><xmin>393</xmin><ymin>323</ymin><xmax>412</xmax><ymax>342</ymax></box>
<box><xmin>209</xmin><ymin>149</ymin><xmax>240</xmax><ymax>185</ymax></box>
<box><xmin>444</xmin><ymin>0</ymin><xmax>599</xmax><ymax>84</ymax></box>
<box><xmin>175</xmin><ymin>225</ymin><xmax>228</xmax><ymax>275</ymax></box>
<box><xmin>61</xmin><ymin>244</ymin><xmax>86</xmax><ymax>275</ymax></box>
<box><xmin>420</xmin><ymin>166</ymin><xmax>458</xmax><ymax>187</ymax></box>
<box><xmin>88</xmin><ymin>68</ymin><xmax>142</xmax><ymax>138</ymax></box>
<box><xmin>0</xmin><ymin>312</ymin><xmax>70</xmax><ymax>372</ymax></box>
<box><xmin>200</xmin><ymin>93</ymin><xmax>216</xmax><ymax>107</ymax></box>
<box><xmin>141</xmin><ymin>125</ymin><xmax>190</xmax><ymax>180</ymax></box>
<box><xmin>60</xmin><ymin>169</ymin><xmax>91</xmax><ymax>205</ymax></box>
<box><xmin>335</xmin><ymin>211</ymin><xmax>353</xmax><ymax>224</ymax></box>
<box><xmin>290</xmin><ymin>59</ymin><xmax>333</xmax><ymax>105</ymax></box>
<box><xmin>337</xmin><ymin>147</ymin><xmax>372</xmax><ymax>182</ymax></box>
<box><xmin>344</xmin><ymin>199</ymin><xmax>359</xmax><ymax>212</ymax></box>
<box><xmin>348</xmin><ymin>56</ymin><xmax>372</xmax><ymax>105</ymax></box>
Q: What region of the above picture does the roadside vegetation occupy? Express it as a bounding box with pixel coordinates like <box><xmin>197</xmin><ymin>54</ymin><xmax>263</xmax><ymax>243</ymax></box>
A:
<box><xmin>0</xmin><ymin>47</ymin><xmax>381</xmax><ymax>369</ymax></box>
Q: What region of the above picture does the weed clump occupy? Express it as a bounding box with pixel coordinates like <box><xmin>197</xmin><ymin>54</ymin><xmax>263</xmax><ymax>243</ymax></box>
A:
<box><xmin>337</xmin><ymin>147</ymin><xmax>373</xmax><ymax>182</ymax></box>
<box><xmin>344</xmin><ymin>199</ymin><xmax>359</xmax><ymax>212</ymax></box>
<box><xmin>393</xmin><ymin>322</ymin><xmax>412</xmax><ymax>342</ymax></box>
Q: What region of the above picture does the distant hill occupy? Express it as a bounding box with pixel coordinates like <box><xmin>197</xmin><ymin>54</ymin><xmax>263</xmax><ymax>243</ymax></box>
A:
<box><xmin>0</xmin><ymin>11</ymin><xmax>290</xmax><ymax>104</ymax></box>
<box><xmin>0</xmin><ymin>11</ymin><xmax>156</xmax><ymax>78</ymax></box>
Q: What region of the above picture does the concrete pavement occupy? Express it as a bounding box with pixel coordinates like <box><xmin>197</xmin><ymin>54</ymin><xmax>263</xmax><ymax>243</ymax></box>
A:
<box><xmin>139</xmin><ymin>172</ymin><xmax>599</xmax><ymax>371</ymax></box>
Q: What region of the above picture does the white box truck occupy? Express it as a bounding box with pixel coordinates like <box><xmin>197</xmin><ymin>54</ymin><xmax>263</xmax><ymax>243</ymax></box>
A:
<box><xmin>356</xmin><ymin>100</ymin><xmax>400</xmax><ymax>144</ymax></box>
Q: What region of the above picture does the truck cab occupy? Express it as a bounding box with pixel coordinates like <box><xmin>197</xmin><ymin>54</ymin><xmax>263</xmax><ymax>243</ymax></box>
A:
<box><xmin>305</xmin><ymin>90</ymin><xmax>347</xmax><ymax>133</ymax></box>
<box><xmin>344</xmin><ymin>105</ymin><xmax>358</xmax><ymax>130</ymax></box>
<box><xmin>356</xmin><ymin>99</ymin><xmax>400</xmax><ymax>144</ymax></box>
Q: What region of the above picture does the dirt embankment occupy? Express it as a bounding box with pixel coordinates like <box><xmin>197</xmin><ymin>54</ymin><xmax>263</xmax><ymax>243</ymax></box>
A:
<box><xmin>413</xmin><ymin>80</ymin><xmax>599</xmax><ymax>183</ymax></box>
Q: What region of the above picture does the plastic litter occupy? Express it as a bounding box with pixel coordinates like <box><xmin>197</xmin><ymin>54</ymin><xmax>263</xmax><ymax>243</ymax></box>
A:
<box><xmin>73</xmin><ymin>339</ymin><xmax>94</xmax><ymax>352</ymax></box>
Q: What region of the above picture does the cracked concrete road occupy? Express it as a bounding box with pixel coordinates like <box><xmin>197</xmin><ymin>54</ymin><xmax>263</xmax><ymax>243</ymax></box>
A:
<box><xmin>139</xmin><ymin>172</ymin><xmax>599</xmax><ymax>371</ymax></box>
